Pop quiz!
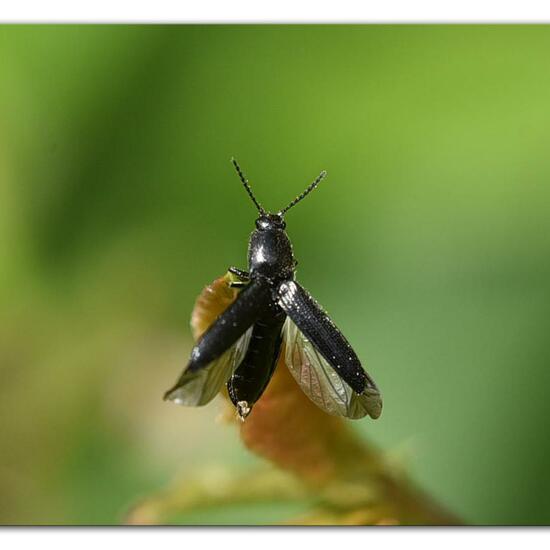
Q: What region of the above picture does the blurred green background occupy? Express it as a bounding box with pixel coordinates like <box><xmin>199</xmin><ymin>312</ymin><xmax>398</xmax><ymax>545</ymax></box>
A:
<box><xmin>1</xmin><ymin>24</ymin><xmax>550</xmax><ymax>525</ymax></box>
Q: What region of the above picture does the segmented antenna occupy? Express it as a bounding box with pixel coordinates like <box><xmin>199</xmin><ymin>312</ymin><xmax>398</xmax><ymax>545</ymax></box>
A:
<box><xmin>231</xmin><ymin>158</ymin><xmax>265</xmax><ymax>214</ymax></box>
<box><xmin>279</xmin><ymin>169</ymin><xmax>327</xmax><ymax>216</ymax></box>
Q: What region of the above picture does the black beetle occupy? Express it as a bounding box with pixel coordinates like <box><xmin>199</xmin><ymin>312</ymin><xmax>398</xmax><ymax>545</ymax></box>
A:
<box><xmin>164</xmin><ymin>159</ymin><xmax>382</xmax><ymax>421</ymax></box>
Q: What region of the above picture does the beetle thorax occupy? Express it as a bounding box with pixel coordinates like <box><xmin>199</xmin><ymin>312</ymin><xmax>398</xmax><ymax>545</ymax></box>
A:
<box><xmin>248</xmin><ymin>214</ymin><xmax>295</xmax><ymax>280</ymax></box>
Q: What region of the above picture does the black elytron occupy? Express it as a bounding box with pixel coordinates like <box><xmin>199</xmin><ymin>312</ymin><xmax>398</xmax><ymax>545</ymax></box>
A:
<box><xmin>164</xmin><ymin>159</ymin><xmax>382</xmax><ymax>421</ymax></box>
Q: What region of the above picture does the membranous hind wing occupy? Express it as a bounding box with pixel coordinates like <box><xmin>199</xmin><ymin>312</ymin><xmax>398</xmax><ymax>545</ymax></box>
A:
<box><xmin>283</xmin><ymin>319</ymin><xmax>379</xmax><ymax>418</ymax></box>
<box><xmin>164</xmin><ymin>327</ymin><xmax>252</xmax><ymax>406</ymax></box>
<box><xmin>278</xmin><ymin>281</ymin><xmax>382</xmax><ymax>419</ymax></box>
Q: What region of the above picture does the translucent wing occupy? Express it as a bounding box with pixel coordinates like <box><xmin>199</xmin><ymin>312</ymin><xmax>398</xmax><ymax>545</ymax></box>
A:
<box><xmin>283</xmin><ymin>318</ymin><xmax>382</xmax><ymax>419</ymax></box>
<box><xmin>165</xmin><ymin>326</ymin><xmax>252</xmax><ymax>407</ymax></box>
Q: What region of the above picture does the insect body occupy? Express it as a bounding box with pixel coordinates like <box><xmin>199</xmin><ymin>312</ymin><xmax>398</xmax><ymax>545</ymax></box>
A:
<box><xmin>164</xmin><ymin>159</ymin><xmax>382</xmax><ymax>421</ymax></box>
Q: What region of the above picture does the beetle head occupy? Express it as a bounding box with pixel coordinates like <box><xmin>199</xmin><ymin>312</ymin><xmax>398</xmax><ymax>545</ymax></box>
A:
<box><xmin>255</xmin><ymin>213</ymin><xmax>286</xmax><ymax>231</ymax></box>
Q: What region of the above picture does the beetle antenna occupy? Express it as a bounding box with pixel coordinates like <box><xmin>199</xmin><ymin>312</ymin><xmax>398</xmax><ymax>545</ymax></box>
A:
<box><xmin>279</xmin><ymin>170</ymin><xmax>327</xmax><ymax>216</ymax></box>
<box><xmin>231</xmin><ymin>158</ymin><xmax>265</xmax><ymax>214</ymax></box>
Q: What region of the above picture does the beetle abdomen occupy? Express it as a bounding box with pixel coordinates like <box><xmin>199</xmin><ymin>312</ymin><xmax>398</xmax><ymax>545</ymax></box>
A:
<box><xmin>227</xmin><ymin>303</ymin><xmax>286</xmax><ymax>417</ymax></box>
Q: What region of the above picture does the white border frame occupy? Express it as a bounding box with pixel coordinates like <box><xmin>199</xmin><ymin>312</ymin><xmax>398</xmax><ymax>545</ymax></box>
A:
<box><xmin>1</xmin><ymin>1</ymin><xmax>550</xmax><ymax>23</ymax></box>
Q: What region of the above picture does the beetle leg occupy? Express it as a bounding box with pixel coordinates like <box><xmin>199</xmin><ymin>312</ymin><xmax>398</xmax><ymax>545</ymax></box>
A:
<box><xmin>228</xmin><ymin>266</ymin><xmax>250</xmax><ymax>279</ymax></box>
<box><xmin>228</xmin><ymin>266</ymin><xmax>251</xmax><ymax>288</ymax></box>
